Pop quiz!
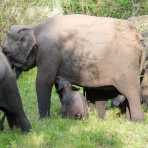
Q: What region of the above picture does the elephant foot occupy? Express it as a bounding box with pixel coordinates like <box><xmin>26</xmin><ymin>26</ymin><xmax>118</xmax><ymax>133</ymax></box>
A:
<box><xmin>39</xmin><ymin>111</ymin><xmax>50</xmax><ymax>119</ymax></box>
<box><xmin>20</xmin><ymin>119</ymin><xmax>32</xmax><ymax>133</ymax></box>
<box><xmin>131</xmin><ymin>115</ymin><xmax>144</xmax><ymax>122</ymax></box>
<box><xmin>130</xmin><ymin>110</ymin><xmax>144</xmax><ymax>122</ymax></box>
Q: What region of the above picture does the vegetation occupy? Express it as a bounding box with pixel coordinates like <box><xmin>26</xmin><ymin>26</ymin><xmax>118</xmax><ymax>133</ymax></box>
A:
<box><xmin>0</xmin><ymin>0</ymin><xmax>148</xmax><ymax>147</ymax></box>
<box><xmin>0</xmin><ymin>69</ymin><xmax>147</xmax><ymax>147</ymax></box>
<box><xmin>0</xmin><ymin>0</ymin><xmax>148</xmax><ymax>42</ymax></box>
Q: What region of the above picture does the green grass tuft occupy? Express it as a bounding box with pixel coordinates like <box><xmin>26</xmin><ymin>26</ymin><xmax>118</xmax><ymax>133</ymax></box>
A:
<box><xmin>0</xmin><ymin>0</ymin><xmax>148</xmax><ymax>147</ymax></box>
<box><xmin>0</xmin><ymin>69</ymin><xmax>147</xmax><ymax>148</ymax></box>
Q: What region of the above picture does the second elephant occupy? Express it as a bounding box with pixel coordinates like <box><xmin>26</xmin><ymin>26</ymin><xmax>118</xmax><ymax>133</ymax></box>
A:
<box><xmin>2</xmin><ymin>15</ymin><xmax>145</xmax><ymax>121</ymax></box>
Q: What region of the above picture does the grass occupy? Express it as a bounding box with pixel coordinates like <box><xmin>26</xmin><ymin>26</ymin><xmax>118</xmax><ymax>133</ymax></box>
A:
<box><xmin>0</xmin><ymin>68</ymin><xmax>147</xmax><ymax>148</ymax></box>
<box><xmin>1</xmin><ymin>0</ymin><xmax>147</xmax><ymax>42</ymax></box>
<box><xmin>0</xmin><ymin>0</ymin><xmax>148</xmax><ymax>147</ymax></box>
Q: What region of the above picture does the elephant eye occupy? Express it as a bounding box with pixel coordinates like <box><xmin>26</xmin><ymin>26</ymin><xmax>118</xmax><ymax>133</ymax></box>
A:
<box><xmin>19</xmin><ymin>37</ymin><xmax>25</xmax><ymax>42</ymax></box>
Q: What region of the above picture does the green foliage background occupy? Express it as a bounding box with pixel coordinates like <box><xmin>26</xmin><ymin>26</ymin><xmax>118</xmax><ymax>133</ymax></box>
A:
<box><xmin>0</xmin><ymin>0</ymin><xmax>148</xmax><ymax>42</ymax></box>
<box><xmin>0</xmin><ymin>0</ymin><xmax>148</xmax><ymax>147</ymax></box>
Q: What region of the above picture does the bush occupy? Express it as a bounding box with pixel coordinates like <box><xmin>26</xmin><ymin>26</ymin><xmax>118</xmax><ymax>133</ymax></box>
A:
<box><xmin>0</xmin><ymin>0</ymin><xmax>147</xmax><ymax>43</ymax></box>
<box><xmin>62</xmin><ymin>0</ymin><xmax>148</xmax><ymax>18</ymax></box>
<box><xmin>0</xmin><ymin>0</ymin><xmax>52</xmax><ymax>43</ymax></box>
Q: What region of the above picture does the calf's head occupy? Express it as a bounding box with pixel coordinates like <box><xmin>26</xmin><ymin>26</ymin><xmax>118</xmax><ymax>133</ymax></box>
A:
<box><xmin>2</xmin><ymin>25</ymin><xmax>37</xmax><ymax>77</ymax></box>
<box><xmin>56</xmin><ymin>77</ymin><xmax>87</xmax><ymax>119</ymax></box>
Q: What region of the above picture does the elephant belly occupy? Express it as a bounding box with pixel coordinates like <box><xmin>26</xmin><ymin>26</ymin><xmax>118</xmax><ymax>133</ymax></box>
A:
<box><xmin>58</xmin><ymin>58</ymin><xmax>112</xmax><ymax>87</ymax></box>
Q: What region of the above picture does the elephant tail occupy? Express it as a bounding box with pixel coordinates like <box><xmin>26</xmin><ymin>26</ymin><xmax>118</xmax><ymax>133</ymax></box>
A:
<box><xmin>139</xmin><ymin>42</ymin><xmax>146</xmax><ymax>74</ymax></box>
<box><xmin>139</xmin><ymin>34</ymin><xmax>146</xmax><ymax>83</ymax></box>
<box><xmin>140</xmin><ymin>46</ymin><xmax>145</xmax><ymax>73</ymax></box>
<box><xmin>141</xmin><ymin>32</ymin><xmax>148</xmax><ymax>51</ymax></box>
<box><xmin>83</xmin><ymin>88</ymin><xmax>86</xmax><ymax>97</ymax></box>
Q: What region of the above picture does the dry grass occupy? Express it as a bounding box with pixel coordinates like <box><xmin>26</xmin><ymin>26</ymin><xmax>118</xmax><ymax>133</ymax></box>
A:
<box><xmin>0</xmin><ymin>0</ymin><xmax>148</xmax><ymax>147</ymax></box>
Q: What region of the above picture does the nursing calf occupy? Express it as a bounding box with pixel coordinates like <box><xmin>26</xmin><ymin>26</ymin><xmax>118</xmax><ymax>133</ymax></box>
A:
<box><xmin>55</xmin><ymin>77</ymin><xmax>88</xmax><ymax>119</ymax></box>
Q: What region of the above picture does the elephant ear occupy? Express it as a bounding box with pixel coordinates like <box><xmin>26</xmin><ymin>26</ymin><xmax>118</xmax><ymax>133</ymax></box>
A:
<box><xmin>7</xmin><ymin>25</ymin><xmax>31</xmax><ymax>41</ymax></box>
<box><xmin>10</xmin><ymin>25</ymin><xmax>31</xmax><ymax>32</ymax></box>
<box><xmin>7</xmin><ymin>25</ymin><xmax>36</xmax><ymax>62</ymax></box>
<box><xmin>18</xmin><ymin>28</ymin><xmax>36</xmax><ymax>59</ymax></box>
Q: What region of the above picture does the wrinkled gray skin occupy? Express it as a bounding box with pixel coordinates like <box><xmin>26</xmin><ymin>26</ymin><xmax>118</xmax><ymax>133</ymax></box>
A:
<box><xmin>0</xmin><ymin>48</ymin><xmax>31</xmax><ymax>132</ymax></box>
<box><xmin>2</xmin><ymin>15</ymin><xmax>145</xmax><ymax>121</ymax></box>
<box><xmin>55</xmin><ymin>77</ymin><xmax>88</xmax><ymax>119</ymax></box>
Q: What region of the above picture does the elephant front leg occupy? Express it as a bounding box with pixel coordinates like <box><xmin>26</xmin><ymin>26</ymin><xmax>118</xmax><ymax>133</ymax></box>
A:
<box><xmin>36</xmin><ymin>70</ymin><xmax>55</xmax><ymax>118</ymax></box>
<box><xmin>0</xmin><ymin>113</ymin><xmax>5</xmax><ymax>130</ymax></box>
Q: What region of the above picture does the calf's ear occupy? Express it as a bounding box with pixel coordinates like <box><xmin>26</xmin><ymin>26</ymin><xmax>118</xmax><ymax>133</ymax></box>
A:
<box><xmin>8</xmin><ymin>25</ymin><xmax>36</xmax><ymax>60</ymax></box>
<box><xmin>18</xmin><ymin>28</ymin><xmax>37</xmax><ymax>58</ymax></box>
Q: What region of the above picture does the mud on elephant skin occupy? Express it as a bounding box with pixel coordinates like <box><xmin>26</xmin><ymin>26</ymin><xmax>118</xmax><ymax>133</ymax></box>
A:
<box><xmin>0</xmin><ymin>47</ymin><xmax>31</xmax><ymax>132</ymax></box>
<box><xmin>2</xmin><ymin>14</ymin><xmax>145</xmax><ymax>121</ymax></box>
<box><xmin>55</xmin><ymin>76</ymin><xmax>88</xmax><ymax>119</ymax></box>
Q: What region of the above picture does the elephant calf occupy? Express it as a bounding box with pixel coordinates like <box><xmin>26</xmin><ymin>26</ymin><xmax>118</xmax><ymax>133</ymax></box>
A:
<box><xmin>0</xmin><ymin>48</ymin><xmax>31</xmax><ymax>132</ymax></box>
<box><xmin>56</xmin><ymin>77</ymin><xmax>88</xmax><ymax>119</ymax></box>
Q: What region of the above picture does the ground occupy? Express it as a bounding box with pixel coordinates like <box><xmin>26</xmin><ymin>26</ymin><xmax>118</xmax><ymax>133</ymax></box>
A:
<box><xmin>0</xmin><ymin>14</ymin><xmax>148</xmax><ymax>148</ymax></box>
<box><xmin>0</xmin><ymin>68</ymin><xmax>148</xmax><ymax>148</ymax></box>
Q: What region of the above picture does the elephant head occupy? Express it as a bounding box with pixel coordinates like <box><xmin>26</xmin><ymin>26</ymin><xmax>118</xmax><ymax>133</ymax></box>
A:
<box><xmin>2</xmin><ymin>25</ymin><xmax>37</xmax><ymax>77</ymax></box>
<box><xmin>55</xmin><ymin>76</ymin><xmax>80</xmax><ymax>102</ymax></box>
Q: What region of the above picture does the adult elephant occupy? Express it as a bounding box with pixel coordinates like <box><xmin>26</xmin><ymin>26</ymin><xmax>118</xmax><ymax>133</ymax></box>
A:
<box><xmin>2</xmin><ymin>14</ymin><xmax>145</xmax><ymax>121</ymax></box>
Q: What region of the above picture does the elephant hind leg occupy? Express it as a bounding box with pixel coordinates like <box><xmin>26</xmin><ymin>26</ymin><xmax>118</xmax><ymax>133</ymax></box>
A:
<box><xmin>113</xmin><ymin>74</ymin><xmax>144</xmax><ymax>121</ymax></box>
<box><xmin>95</xmin><ymin>100</ymin><xmax>106</xmax><ymax>119</ymax></box>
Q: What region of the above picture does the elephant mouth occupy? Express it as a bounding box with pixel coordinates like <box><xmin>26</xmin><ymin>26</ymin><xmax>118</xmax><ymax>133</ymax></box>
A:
<box><xmin>6</xmin><ymin>57</ymin><xmax>29</xmax><ymax>78</ymax></box>
<box><xmin>8</xmin><ymin>55</ymin><xmax>26</xmax><ymax>67</ymax></box>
